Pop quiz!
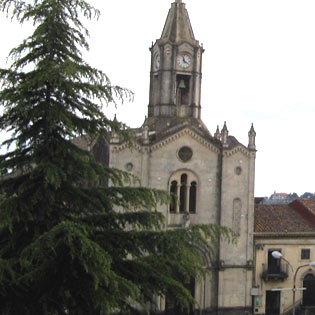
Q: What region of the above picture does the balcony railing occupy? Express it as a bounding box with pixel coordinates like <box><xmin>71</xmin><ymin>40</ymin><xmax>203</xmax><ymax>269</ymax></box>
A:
<box><xmin>261</xmin><ymin>261</ymin><xmax>289</xmax><ymax>281</ymax></box>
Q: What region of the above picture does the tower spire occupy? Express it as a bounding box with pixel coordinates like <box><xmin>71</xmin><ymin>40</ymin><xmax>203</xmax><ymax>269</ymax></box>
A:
<box><xmin>161</xmin><ymin>0</ymin><xmax>196</xmax><ymax>44</ymax></box>
<box><xmin>148</xmin><ymin>1</ymin><xmax>204</xmax><ymax>121</ymax></box>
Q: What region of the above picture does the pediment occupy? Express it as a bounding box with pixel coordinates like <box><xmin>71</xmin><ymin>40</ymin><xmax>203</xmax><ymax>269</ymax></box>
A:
<box><xmin>111</xmin><ymin>126</ymin><xmax>220</xmax><ymax>155</ymax></box>
<box><xmin>111</xmin><ymin>124</ymin><xmax>253</xmax><ymax>158</ymax></box>
<box><xmin>151</xmin><ymin>127</ymin><xmax>220</xmax><ymax>154</ymax></box>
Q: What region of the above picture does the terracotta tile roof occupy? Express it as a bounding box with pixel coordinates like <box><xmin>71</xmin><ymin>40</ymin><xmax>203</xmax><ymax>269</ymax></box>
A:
<box><xmin>254</xmin><ymin>201</ymin><xmax>315</xmax><ymax>236</ymax></box>
<box><xmin>294</xmin><ymin>199</ymin><xmax>315</xmax><ymax>217</ymax></box>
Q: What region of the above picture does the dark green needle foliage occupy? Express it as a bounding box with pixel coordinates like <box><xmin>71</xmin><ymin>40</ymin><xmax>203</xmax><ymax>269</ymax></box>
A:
<box><xmin>0</xmin><ymin>1</ymin><xmax>236</xmax><ymax>314</ymax></box>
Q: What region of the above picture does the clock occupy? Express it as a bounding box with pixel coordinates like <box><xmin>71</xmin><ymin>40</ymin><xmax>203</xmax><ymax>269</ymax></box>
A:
<box><xmin>154</xmin><ymin>55</ymin><xmax>160</xmax><ymax>70</ymax></box>
<box><xmin>177</xmin><ymin>54</ymin><xmax>191</xmax><ymax>68</ymax></box>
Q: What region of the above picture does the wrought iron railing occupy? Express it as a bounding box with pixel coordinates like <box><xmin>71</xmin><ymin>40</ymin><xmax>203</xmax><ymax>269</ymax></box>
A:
<box><xmin>261</xmin><ymin>261</ymin><xmax>289</xmax><ymax>281</ymax></box>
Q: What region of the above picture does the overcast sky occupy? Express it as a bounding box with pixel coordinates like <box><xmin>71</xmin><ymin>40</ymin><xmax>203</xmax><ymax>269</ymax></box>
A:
<box><xmin>1</xmin><ymin>0</ymin><xmax>315</xmax><ymax>197</ymax></box>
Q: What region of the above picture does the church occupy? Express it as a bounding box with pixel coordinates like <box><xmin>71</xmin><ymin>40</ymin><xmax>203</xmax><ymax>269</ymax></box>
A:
<box><xmin>109</xmin><ymin>0</ymin><xmax>256</xmax><ymax>314</ymax></box>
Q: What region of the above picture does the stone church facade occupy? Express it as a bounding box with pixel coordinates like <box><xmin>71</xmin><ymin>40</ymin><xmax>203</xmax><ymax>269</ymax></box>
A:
<box><xmin>109</xmin><ymin>1</ymin><xmax>256</xmax><ymax>314</ymax></box>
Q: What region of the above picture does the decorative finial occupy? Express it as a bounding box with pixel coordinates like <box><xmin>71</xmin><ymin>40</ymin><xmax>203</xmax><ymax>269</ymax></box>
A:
<box><xmin>142</xmin><ymin>117</ymin><xmax>150</xmax><ymax>144</ymax></box>
<box><xmin>249</xmin><ymin>123</ymin><xmax>256</xmax><ymax>134</ymax></box>
<box><xmin>248</xmin><ymin>123</ymin><xmax>256</xmax><ymax>150</ymax></box>
<box><xmin>221</xmin><ymin>121</ymin><xmax>228</xmax><ymax>133</ymax></box>
<box><xmin>214</xmin><ymin>125</ymin><xmax>221</xmax><ymax>140</ymax></box>
<box><xmin>221</xmin><ymin>122</ymin><xmax>229</xmax><ymax>148</ymax></box>
<box><xmin>142</xmin><ymin>115</ymin><xmax>147</xmax><ymax>127</ymax></box>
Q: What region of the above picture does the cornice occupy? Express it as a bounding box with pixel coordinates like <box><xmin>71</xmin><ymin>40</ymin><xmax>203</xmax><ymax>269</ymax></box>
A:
<box><xmin>254</xmin><ymin>232</ymin><xmax>315</xmax><ymax>239</ymax></box>
<box><xmin>223</xmin><ymin>145</ymin><xmax>251</xmax><ymax>158</ymax></box>
<box><xmin>111</xmin><ymin>142</ymin><xmax>143</xmax><ymax>153</ymax></box>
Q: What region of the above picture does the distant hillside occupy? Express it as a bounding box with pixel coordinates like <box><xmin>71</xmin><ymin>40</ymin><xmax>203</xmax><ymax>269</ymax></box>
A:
<box><xmin>262</xmin><ymin>191</ymin><xmax>315</xmax><ymax>204</ymax></box>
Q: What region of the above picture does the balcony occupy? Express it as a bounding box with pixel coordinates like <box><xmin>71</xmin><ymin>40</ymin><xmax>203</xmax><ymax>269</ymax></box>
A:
<box><xmin>261</xmin><ymin>261</ymin><xmax>289</xmax><ymax>282</ymax></box>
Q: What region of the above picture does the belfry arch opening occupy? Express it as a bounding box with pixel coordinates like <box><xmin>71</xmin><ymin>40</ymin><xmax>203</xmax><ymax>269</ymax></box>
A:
<box><xmin>176</xmin><ymin>74</ymin><xmax>191</xmax><ymax>105</ymax></box>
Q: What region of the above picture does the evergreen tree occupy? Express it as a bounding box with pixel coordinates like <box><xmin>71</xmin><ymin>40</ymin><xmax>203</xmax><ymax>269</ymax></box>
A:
<box><xmin>0</xmin><ymin>1</ymin><xmax>235</xmax><ymax>314</ymax></box>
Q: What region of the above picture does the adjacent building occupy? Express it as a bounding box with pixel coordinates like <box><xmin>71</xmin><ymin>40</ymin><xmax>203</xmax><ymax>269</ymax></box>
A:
<box><xmin>254</xmin><ymin>199</ymin><xmax>315</xmax><ymax>314</ymax></box>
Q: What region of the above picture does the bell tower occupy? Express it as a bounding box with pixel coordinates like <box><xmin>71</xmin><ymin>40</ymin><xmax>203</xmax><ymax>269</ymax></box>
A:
<box><xmin>148</xmin><ymin>0</ymin><xmax>204</xmax><ymax>120</ymax></box>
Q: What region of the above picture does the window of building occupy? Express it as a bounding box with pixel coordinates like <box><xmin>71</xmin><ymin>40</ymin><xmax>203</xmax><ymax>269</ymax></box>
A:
<box><xmin>170</xmin><ymin>181</ymin><xmax>178</xmax><ymax>213</ymax></box>
<box><xmin>301</xmin><ymin>249</ymin><xmax>311</xmax><ymax>260</ymax></box>
<box><xmin>268</xmin><ymin>249</ymin><xmax>281</xmax><ymax>274</ymax></box>
<box><xmin>179</xmin><ymin>174</ymin><xmax>187</xmax><ymax>213</ymax></box>
<box><xmin>169</xmin><ymin>171</ymin><xmax>198</xmax><ymax>214</ymax></box>
<box><xmin>235</xmin><ymin>166</ymin><xmax>242</xmax><ymax>175</ymax></box>
<box><xmin>178</xmin><ymin>146</ymin><xmax>193</xmax><ymax>162</ymax></box>
<box><xmin>189</xmin><ymin>181</ymin><xmax>197</xmax><ymax>214</ymax></box>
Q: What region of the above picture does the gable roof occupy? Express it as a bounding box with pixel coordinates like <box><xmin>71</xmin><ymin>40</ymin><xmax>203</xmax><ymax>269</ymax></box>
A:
<box><xmin>254</xmin><ymin>199</ymin><xmax>315</xmax><ymax>238</ymax></box>
<box><xmin>110</xmin><ymin>116</ymin><xmax>253</xmax><ymax>157</ymax></box>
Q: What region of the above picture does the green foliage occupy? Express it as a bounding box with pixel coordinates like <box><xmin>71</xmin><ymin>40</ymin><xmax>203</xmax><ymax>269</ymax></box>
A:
<box><xmin>0</xmin><ymin>1</ymin><xmax>237</xmax><ymax>314</ymax></box>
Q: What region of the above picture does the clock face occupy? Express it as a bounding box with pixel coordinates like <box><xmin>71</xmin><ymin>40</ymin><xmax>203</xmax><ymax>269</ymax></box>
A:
<box><xmin>177</xmin><ymin>54</ymin><xmax>191</xmax><ymax>68</ymax></box>
<box><xmin>155</xmin><ymin>55</ymin><xmax>160</xmax><ymax>70</ymax></box>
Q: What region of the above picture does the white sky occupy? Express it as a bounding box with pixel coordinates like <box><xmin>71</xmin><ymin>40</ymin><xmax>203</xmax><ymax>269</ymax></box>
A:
<box><xmin>1</xmin><ymin>0</ymin><xmax>315</xmax><ymax>197</ymax></box>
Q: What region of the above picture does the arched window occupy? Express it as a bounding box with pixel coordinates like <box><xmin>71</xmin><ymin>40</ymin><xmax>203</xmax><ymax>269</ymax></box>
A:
<box><xmin>179</xmin><ymin>174</ymin><xmax>187</xmax><ymax>213</ymax></box>
<box><xmin>169</xmin><ymin>171</ymin><xmax>198</xmax><ymax>214</ymax></box>
<box><xmin>170</xmin><ymin>181</ymin><xmax>178</xmax><ymax>213</ymax></box>
<box><xmin>189</xmin><ymin>181</ymin><xmax>197</xmax><ymax>213</ymax></box>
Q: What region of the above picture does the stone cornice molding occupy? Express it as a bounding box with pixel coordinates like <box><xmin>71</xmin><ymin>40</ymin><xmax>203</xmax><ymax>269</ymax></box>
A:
<box><xmin>223</xmin><ymin>145</ymin><xmax>251</xmax><ymax>158</ymax></box>
<box><xmin>254</xmin><ymin>232</ymin><xmax>315</xmax><ymax>239</ymax></box>
<box><xmin>111</xmin><ymin>142</ymin><xmax>143</xmax><ymax>153</ymax></box>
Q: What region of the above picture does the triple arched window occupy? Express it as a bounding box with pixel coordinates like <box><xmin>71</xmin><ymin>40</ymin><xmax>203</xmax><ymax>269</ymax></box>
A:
<box><xmin>169</xmin><ymin>171</ymin><xmax>198</xmax><ymax>214</ymax></box>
